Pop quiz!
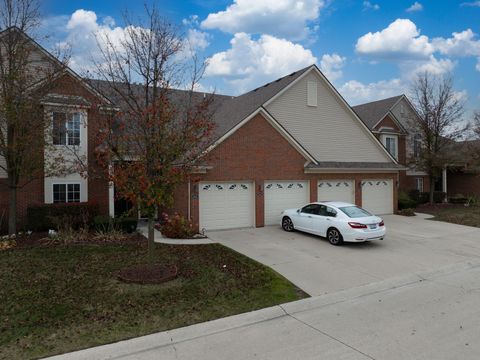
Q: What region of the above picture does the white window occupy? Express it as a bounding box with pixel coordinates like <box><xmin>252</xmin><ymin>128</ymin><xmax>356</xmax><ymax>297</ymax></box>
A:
<box><xmin>384</xmin><ymin>135</ymin><xmax>398</xmax><ymax>159</ymax></box>
<box><xmin>53</xmin><ymin>183</ymin><xmax>81</xmax><ymax>203</ymax></box>
<box><xmin>413</xmin><ymin>134</ymin><xmax>422</xmax><ymax>158</ymax></box>
<box><xmin>53</xmin><ymin>112</ymin><xmax>81</xmax><ymax>146</ymax></box>
<box><xmin>415</xmin><ymin>178</ymin><xmax>424</xmax><ymax>192</ymax></box>
<box><xmin>307</xmin><ymin>81</ymin><xmax>318</xmax><ymax>107</ymax></box>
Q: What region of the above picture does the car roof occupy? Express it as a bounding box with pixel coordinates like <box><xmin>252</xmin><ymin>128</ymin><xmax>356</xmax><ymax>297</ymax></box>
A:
<box><xmin>313</xmin><ymin>201</ymin><xmax>356</xmax><ymax>208</ymax></box>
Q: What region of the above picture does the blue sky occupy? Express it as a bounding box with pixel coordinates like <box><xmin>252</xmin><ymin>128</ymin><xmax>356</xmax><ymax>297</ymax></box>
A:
<box><xmin>40</xmin><ymin>0</ymin><xmax>479</xmax><ymax>115</ymax></box>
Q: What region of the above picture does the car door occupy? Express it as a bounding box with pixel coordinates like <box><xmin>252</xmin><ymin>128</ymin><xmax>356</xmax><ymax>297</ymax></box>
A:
<box><xmin>295</xmin><ymin>204</ymin><xmax>319</xmax><ymax>232</ymax></box>
<box><xmin>308</xmin><ymin>205</ymin><xmax>329</xmax><ymax>236</ymax></box>
<box><xmin>319</xmin><ymin>206</ymin><xmax>338</xmax><ymax>236</ymax></box>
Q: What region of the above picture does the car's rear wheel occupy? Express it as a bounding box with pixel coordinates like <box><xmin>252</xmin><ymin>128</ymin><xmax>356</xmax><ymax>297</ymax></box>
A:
<box><xmin>327</xmin><ymin>228</ymin><xmax>343</xmax><ymax>246</ymax></box>
<box><xmin>282</xmin><ymin>217</ymin><xmax>294</xmax><ymax>232</ymax></box>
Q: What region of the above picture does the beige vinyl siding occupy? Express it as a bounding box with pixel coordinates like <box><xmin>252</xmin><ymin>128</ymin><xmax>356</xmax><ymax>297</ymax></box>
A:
<box><xmin>266</xmin><ymin>71</ymin><xmax>392</xmax><ymax>162</ymax></box>
<box><xmin>0</xmin><ymin>155</ymin><xmax>6</xmax><ymax>178</ymax></box>
<box><xmin>391</xmin><ymin>98</ymin><xmax>419</xmax><ymax>159</ymax></box>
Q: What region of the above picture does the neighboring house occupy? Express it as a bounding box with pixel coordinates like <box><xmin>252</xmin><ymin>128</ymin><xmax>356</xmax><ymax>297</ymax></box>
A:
<box><xmin>446</xmin><ymin>140</ymin><xmax>480</xmax><ymax>199</ymax></box>
<box><xmin>1</xmin><ymin>27</ymin><xmax>403</xmax><ymax>232</ymax></box>
<box><xmin>352</xmin><ymin>95</ymin><xmax>432</xmax><ymax>195</ymax></box>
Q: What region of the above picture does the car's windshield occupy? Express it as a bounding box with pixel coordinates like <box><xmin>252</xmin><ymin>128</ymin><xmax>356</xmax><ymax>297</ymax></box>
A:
<box><xmin>339</xmin><ymin>206</ymin><xmax>372</xmax><ymax>218</ymax></box>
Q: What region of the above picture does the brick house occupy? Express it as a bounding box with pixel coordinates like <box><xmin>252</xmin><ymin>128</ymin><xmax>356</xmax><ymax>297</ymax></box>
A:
<box><xmin>352</xmin><ymin>95</ymin><xmax>433</xmax><ymax>195</ymax></box>
<box><xmin>1</xmin><ymin>28</ymin><xmax>404</xmax><ymax>232</ymax></box>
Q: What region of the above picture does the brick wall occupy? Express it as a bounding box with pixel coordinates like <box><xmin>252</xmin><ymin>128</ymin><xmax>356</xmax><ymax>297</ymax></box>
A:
<box><xmin>170</xmin><ymin>113</ymin><xmax>398</xmax><ymax>229</ymax></box>
<box><xmin>448</xmin><ymin>172</ymin><xmax>480</xmax><ymax>197</ymax></box>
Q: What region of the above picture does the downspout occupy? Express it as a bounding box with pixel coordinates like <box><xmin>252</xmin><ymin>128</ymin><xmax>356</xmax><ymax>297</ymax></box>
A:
<box><xmin>188</xmin><ymin>177</ymin><xmax>191</xmax><ymax>220</ymax></box>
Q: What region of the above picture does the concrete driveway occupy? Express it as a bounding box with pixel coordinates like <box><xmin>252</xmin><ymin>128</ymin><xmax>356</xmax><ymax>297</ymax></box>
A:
<box><xmin>208</xmin><ymin>214</ymin><xmax>480</xmax><ymax>296</ymax></box>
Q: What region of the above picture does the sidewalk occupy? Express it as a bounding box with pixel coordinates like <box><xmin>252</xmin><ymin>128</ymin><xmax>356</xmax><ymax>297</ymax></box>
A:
<box><xmin>45</xmin><ymin>259</ymin><xmax>480</xmax><ymax>360</ymax></box>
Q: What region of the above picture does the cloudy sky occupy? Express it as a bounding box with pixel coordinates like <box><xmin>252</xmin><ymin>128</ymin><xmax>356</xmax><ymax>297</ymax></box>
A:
<box><xmin>40</xmin><ymin>0</ymin><xmax>479</xmax><ymax>113</ymax></box>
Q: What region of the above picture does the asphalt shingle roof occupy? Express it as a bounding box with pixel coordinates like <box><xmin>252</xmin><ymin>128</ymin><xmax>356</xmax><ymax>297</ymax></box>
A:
<box><xmin>87</xmin><ymin>65</ymin><xmax>312</xmax><ymax>143</ymax></box>
<box><xmin>352</xmin><ymin>95</ymin><xmax>403</xmax><ymax>130</ymax></box>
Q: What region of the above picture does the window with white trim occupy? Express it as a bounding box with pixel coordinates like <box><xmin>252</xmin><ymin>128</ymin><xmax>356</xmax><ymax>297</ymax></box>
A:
<box><xmin>383</xmin><ymin>135</ymin><xmax>398</xmax><ymax>159</ymax></box>
<box><xmin>413</xmin><ymin>134</ymin><xmax>422</xmax><ymax>158</ymax></box>
<box><xmin>415</xmin><ymin>178</ymin><xmax>424</xmax><ymax>192</ymax></box>
<box><xmin>307</xmin><ymin>81</ymin><xmax>318</xmax><ymax>107</ymax></box>
<box><xmin>53</xmin><ymin>183</ymin><xmax>80</xmax><ymax>203</ymax></box>
<box><xmin>53</xmin><ymin>112</ymin><xmax>81</xmax><ymax>146</ymax></box>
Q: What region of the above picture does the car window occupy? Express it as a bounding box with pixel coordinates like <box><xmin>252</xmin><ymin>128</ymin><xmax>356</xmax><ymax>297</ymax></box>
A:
<box><xmin>301</xmin><ymin>204</ymin><xmax>320</xmax><ymax>214</ymax></box>
<box><xmin>326</xmin><ymin>206</ymin><xmax>337</xmax><ymax>217</ymax></box>
<box><xmin>339</xmin><ymin>206</ymin><xmax>371</xmax><ymax>218</ymax></box>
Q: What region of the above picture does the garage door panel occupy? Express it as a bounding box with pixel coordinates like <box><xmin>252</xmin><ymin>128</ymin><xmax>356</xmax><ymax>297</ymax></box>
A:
<box><xmin>264</xmin><ymin>181</ymin><xmax>309</xmax><ymax>226</ymax></box>
<box><xmin>199</xmin><ymin>182</ymin><xmax>254</xmax><ymax>230</ymax></box>
<box><xmin>361</xmin><ymin>179</ymin><xmax>393</xmax><ymax>215</ymax></box>
<box><xmin>317</xmin><ymin>180</ymin><xmax>355</xmax><ymax>203</ymax></box>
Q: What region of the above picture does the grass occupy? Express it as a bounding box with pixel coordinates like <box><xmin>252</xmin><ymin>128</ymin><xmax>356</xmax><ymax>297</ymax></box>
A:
<box><xmin>417</xmin><ymin>203</ymin><xmax>480</xmax><ymax>227</ymax></box>
<box><xmin>0</xmin><ymin>238</ymin><xmax>306</xmax><ymax>359</ymax></box>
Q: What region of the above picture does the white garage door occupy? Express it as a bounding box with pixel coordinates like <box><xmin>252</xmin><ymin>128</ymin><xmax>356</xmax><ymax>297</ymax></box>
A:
<box><xmin>317</xmin><ymin>180</ymin><xmax>355</xmax><ymax>203</ymax></box>
<box><xmin>264</xmin><ymin>181</ymin><xmax>309</xmax><ymax>225</ymax></box>
<box><xmin>361</xmin><ymin>179</ymin><xmax>394</xmax><ymax>215</ymax></box>
<box><xmin>199</xmin><ymin>182</ymin><xmax>254</xmax><ymax>231</ymax></box>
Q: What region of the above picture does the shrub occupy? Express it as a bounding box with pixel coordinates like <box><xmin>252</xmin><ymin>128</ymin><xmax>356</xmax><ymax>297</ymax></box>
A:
<box><xmin>160</xmin><ymin>213</ymin><xmax>197</xmax><ymax>239</ymax></box>
<box><xmin>409</xmin><ymin>190</ymin><xmax>446</xmax><ymax>204</ymax></box>
<box><xmin>449</xmin><ymin>194</ymin><xmax>468</xmax><ymax>204</ymax></box>
<box><xmin>397</xmin><ymin>208</ymin><xmax>416</xmax><ymax>216</ymax></box>
<box><xmin>27</xmin><ymin>203</ymin><xmax>99</xmax><ymax>232</ymax></box>
<box><xmin>398</xmin><ymin>191</ymin><xmax>417</xmax><ymax>210</ymax></box>
<box><xmin>93</xmin><ymin>215</ymin><xmax>138</xmax><ymax>234</ymax></box>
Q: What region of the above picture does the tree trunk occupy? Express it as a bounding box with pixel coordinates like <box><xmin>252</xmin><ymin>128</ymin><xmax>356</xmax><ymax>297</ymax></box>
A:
<box><xmin>429</xmin><ymin>174</ymin><xmax>435</xmax><ymax>204</ymax></box>
<box><xmin>148</xmin><ymin>216</ymin><xmax>155</xmax><ymax>264</ymax></box>
<box><xmin>8</xmin><ymin>185</ymin><xmax>17</xmax><ymax>235</ymax></box>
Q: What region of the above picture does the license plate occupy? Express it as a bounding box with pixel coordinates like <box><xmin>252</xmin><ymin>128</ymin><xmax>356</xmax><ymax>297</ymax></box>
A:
<box><xmin>369</xmin><ymin>224</ymin><xmax>377</xmax><ymax>229</ymax></box>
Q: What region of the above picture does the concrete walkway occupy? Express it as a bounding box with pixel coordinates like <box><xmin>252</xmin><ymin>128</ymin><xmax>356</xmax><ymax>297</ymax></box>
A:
<box><xmin>45</xmin><ymin>259</ymin><xmax>480</xmax><ymax>360</ymax></box>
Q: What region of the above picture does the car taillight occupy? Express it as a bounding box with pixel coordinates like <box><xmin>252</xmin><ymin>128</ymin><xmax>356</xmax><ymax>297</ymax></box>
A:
<box><xmin>348</xmin><ymin>222</ymin><xmax>367</xmax><ymax>229</ymax></box>
<box><xmin>379</xmin><ymin>220</ymin><xmax>384</xmax><ymax>227</ymax></box>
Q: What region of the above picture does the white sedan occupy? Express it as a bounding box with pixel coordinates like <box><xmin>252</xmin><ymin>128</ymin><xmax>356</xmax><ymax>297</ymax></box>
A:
<box><xmin>280</xmin><ymin>201</ymin><xmax>385</xmax><ymax>245</ymax></box>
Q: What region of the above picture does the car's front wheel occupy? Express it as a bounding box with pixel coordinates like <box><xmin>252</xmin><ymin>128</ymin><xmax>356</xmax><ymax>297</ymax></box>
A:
<box><xmin>282</xmin><ymin>216</ymin><xmax>294</xmax><ymax>232</ymax></box>
<box><xmin>327</xmin><ymin>228</ymin><xmax>343</xmax><ymax>246</ymax></box>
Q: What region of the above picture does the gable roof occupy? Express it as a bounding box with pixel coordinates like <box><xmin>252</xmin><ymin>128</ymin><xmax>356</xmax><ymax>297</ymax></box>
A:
<box><xmin>352</xmin><ymin>95</ymin><xmax>403</xmax><ymax>130</ymax></box>
<box><xmin>209</xmin><ymin>66</ymin><xmax>311</xmax><ymax>141</ymax></box>
<box><xmin>0</xmin><ymin>26</ymin><xmax>113</xmax><ymax>105</ymax></box>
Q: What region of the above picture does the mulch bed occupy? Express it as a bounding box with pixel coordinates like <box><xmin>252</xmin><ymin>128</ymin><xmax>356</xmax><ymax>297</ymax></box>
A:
<box><xmin>416</xmin><ymin>203</ymin><xmax>467</xmax><ymax>212</ymax></box>
<box><xmin>117</xmin><ymin>264</ymin><xmax>178</xmax><ymax>284</ymax></box>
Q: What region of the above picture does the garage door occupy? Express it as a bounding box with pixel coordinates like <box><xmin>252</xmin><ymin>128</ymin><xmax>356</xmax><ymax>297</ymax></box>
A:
<box><xmin>264</xmin><ymin>181</ymin><xmax>309</xmax><ymax>225</ymax></box>
<box><xmin>317</xmin><ymin>180</ymin><xmax>355</xmax><ymax>203</ymax></box>
<box><xmin>199</xmin><ymin>182</ymin><xmax>254</xmax><ymax>231</ymax></box>
<box><xmin>361</xmin><ymin>179</ymin><xmax>394</xmax><ymax>215</ymax></box>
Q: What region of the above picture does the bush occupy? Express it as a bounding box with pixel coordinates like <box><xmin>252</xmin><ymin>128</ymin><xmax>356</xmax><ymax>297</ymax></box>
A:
<box><xmin>397</xmin><ymin>208</ymin><xmax>416</xmax><ymax>216</ymax></box>
<box><xmin>160</xmin><ymin>213</ymin><xmax>197</xmax><ymax>239</ymax></box>
<box><xmin>93</xmin><ymin>215</ymin><xmax>138</xmax><ymax>234</ymax></box>
<box><xmin>27</xmin><ymin>203</ymin><xmax>99</xmax><ymax>232</ymax></box>
<box><xmin>409</xmin><ymin>190</ymin><xmax>446</xmax><ymax>204</ymax></box>
<box><xmin>449</xmin><ymin>194</ymin><xmax>468</xmax><ymax>204</ymax></box>
<box><xmin>398</xmin><ymin>191</ymin><xmax>417</xmax><ymax>210</ymax></box>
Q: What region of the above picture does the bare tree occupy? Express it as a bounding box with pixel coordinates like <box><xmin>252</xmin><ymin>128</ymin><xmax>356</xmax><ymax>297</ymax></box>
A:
<box><xmin>409</xmin><ymin>72</ymin><xmax>467</xmax><ymax>203</ymax></box>
<box><xmin>0</xmin><ymin>0</ymin><xmax>72</xmax><ymax>234</ymax></box>
<box><xmin>93</xmin><ymin>3</ymin><xmax>215</xmax><ymax>263</ymax></box>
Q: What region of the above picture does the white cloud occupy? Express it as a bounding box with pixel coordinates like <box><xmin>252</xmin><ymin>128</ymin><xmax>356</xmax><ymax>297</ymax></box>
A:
<box><xmin>363</xmin><ymin>1</ymin><xmax>380</xmax><ymax>10</ymax></box>
<box><xmin>356</xmin><ymin>19</ymin><xmax>433</xmax><ymax>60</ymax></box>
<box><xmin>201</xmin><ymin>0</ymin><xmax>324</xmax><ymax>40</ymax></box>
<box><xmin>205</xmin><ymin>32</ymin><xmax>316</xmax><ymax>93</ymax></box>
<box><xmin>339</xmin><ymin>78</ymin><xmax>406</xmax><ymax>105</ymax></box>
<box><xmin>406</xmin><ymin>2</ymin><xmax>423</xmax><ymax>12</ymax></box>
<box><xmin>461</xmin><ymin>1</ymin><xmax>480</xmax><ymax>6</ymax></box>
<box><xmin>432</xmin><ymin>29</ymin><xmax>480</xmax><ymax>57</ymax></box>
<box><xmin>186</xmin><ymin>29</ymin><xmax>210</xmax><ymax>51</ymax></box>
<box><xmin>400</xmin><ymin>56</ymin><xmax>456</xmax><ymax>77</ymax></box>
<box><xmin>319</xmin><ymin>53</ymin><xmax>346</xmax><ymax>81</ymax></box>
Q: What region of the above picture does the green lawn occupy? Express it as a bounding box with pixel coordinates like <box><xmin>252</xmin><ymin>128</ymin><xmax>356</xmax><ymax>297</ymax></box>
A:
<box><xmin>418</xmin><ymin>204</ymin><xmax>480</xmax><ymax>227</ymax></box>
<box><xmin>0</xmin><ymin>239</ymin><xmax>306</xmax><ymax>359</ymax></box>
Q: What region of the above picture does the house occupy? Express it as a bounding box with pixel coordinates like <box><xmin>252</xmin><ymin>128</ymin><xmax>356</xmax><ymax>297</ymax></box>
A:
<box><xmin>1</xmin><ymin>27</ymin><xmax>403</xmax><ymax>232</ymax></box>
<box><xmin>352</xmin><ymin>95</ymin><xmax>433</xmax><ymax>195</ymax></box>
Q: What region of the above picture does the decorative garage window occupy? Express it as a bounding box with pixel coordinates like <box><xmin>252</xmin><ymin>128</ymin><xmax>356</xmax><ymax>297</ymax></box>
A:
<box><xmin>229</xmin><ymin>184</ymin><xmax>237</xmax><ymax>190</ymax></box>
<box><xmin>297</xmin><ymin>183</ymin><xmax>304</xmax><ymax>188</ymax></box>
<box><xmin>215</xmin><ymin>184</ymin><xmax>224</xmax><ymax>190</ymax></box>
<box><xmin>266</xmin><ymin>183</ymin><xmax>273</xmax><ymax>189</ymax></box>
<box><xmin>240</xmin><ymin>184</ymin><xmax>249</xmax><ymax>190</ymax></box>
<box><xmin>53</xmin><ymin>183</ymin><xmax>80</xmax><ymax>203</ymax></box>
<box><xmin>202</xmin><ymin>184</ymin><xmax>211</xmax><ymax>191</ymax></box>
<box><xmin>276</xmin><ymin>184</ymin><xmax>283</xmax><ymax>189</ymax></box>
